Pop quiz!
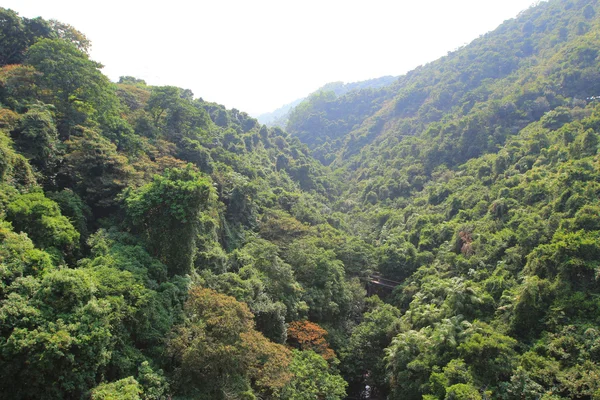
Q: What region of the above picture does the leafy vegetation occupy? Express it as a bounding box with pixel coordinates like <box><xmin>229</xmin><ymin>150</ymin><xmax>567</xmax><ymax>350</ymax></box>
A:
<box><xmin>3</xmin><ymin>0</ymin><xmax>600</xmax><ymax>399</ymax></box>
<box><xmin>258</xmin><ymin>76</ymin><xmax>397</xmax><ymax>130</ymax></box>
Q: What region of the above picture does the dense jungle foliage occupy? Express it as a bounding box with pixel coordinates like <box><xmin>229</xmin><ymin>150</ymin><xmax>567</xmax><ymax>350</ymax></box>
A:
<box><xmin>3</xmin><ymin>0</ymin><xmax>600</xmax><ymax>399</ymax></box>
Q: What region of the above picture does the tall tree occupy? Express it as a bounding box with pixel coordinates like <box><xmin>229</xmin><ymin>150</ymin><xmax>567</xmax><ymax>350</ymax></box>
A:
<box><xmin>124</xmin><ymin>167</ymin><xmax>213</xmax><ymax>276</ymax></box>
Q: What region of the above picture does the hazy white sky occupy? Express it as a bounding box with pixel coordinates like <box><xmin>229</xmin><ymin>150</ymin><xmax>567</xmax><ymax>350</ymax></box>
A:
<box><xmin>5</xmin><ymin>0</ymin><xmax>535</xmax><ymax>115</ymax></box>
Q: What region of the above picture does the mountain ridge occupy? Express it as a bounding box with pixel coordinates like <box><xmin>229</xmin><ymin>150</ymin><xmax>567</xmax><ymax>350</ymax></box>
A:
<box><xmin>256</xmin><ymin>75</ymin><xmax>397</xmax><ymax>128</ymax></box>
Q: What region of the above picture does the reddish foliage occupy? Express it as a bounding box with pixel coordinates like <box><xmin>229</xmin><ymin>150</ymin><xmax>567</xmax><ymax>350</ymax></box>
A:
<box><xmin>286</xmin><ymin>320</ymin><xmax>336</xmax><ymax>361</ymax></box>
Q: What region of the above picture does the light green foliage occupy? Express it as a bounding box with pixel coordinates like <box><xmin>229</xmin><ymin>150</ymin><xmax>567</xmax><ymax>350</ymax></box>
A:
<box><xmin>237</xmin><ymin>238</ymin><xmax>302</xmax><ymax>317</ymax></box>
<box><xmin>279</xmin><ymin>350</ymin><xmax>347</xmax><ymax>400</ymax></box>
<box><xmin>91</xmin><ymin>377</ymin><xmax>142</xmax><ymax>400</ymax></box>
<box><xmin>0</xmin><ymin>256</ymin><xmax>178</xmax><ymax>399</ymax></box>
<box><xmin>80</xmin><ymin>230</ymin><xmax>188</xmax><ymax>360</ymax></box>
<box><xmin>85</xmin><ymin>229</ymin><xmax>168</xmax><ymax>286</ymax></box>
<box><xmin>6</xmin><ymin>191</ymin><xmax>79</xmax><ymax>256</ymax></box>
<box><xmin>457</xmin><ymin>322</ymin><xmax>517</xmax><ymax>383</ymax></box>
<box><xmin>429</xmin><ymin>359</ymin><xmax>473</xmax><ymax>399</ymax></box>
<box><xmin>0</xmin><ymin>268</ymin><xmax>113</xmax><ymax>399</ymax></box>
<box><xmin>444</xmin><ymin>383</ymin><xmax>482</xmax><ymax>400</ymax></box>
<box><xmin>508</xmin><ymin>327</ymin><xmax>600</xmax><ymax>397</ymax></box>
<box><xmin>386</xmin><ymin>318</ymin><xmax>516</xmax><ymax>399</ymax></box>
<box><xmin>0</xmin><ymin>219</ymin><xmax>53</xmax><ymax>296</ymax></box>
<box><xmin>136</xmin><ymin>361</ymin><xmax>169</xmax><ymax>400</ymax></box>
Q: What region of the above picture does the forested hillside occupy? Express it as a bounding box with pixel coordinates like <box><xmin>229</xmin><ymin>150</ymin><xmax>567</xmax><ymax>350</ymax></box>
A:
<box><xmin>257</xmin><ymin>76</ymin><xmax>396</xmax><ymax>131</ymax></box>
<box><xmin>288</xmin><ymin>0</ymin><xmax>600</xmax><ymax>398</ymax></box>
<box><xmin>0</xmin><ymin>8</ymin><xmax>361</xmax><ymax>399</ymax></box>
<box><xmin>2</xmin><ymin>0</ymin><xmax>600</xmax><ymax>399</ymax></box>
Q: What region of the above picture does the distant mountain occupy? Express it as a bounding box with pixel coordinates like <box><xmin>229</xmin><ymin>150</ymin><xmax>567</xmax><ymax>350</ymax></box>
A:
<box><xmin>256</xmin><ymin>75</ymin><xmax>397</xmax><ymax>128</ymax></box>
<box><xmin>287</xmin><ymin>0</ymin><xmax>600</xmax><ymax>173</ymax></box>
<box><xmin>256</xmin><ymin>97</ymin><xmax>305</xmax><ymax>127</ymax></box>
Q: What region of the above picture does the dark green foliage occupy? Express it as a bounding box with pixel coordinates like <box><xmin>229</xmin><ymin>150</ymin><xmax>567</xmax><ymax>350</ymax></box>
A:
<box><xmin>11</xmin><ymin>105</ymin><xmax>61</xmax><ymax>177</ymax></box>
<box><xmin>0</xmin><ymin>8</ymin><xmax>33</xmax><ymax>66</ymax></box>
<box><xmin>285</xmin><ymin>238</ymin><xmax>352</xmax><ymax>323</ymax></box>
<box><xmin>341</xmin><ymin>297</ymin><xmax>400</xmax><ymax>394</ymax></box>
<box><xmin>47</xmin><ymin>189</ymin><xmax>91</xmax><ymax>246</ymax></box>
<box><xmin>124</xmin><ymin>167</ymin><xmax>213</xmax><ymax>276</ymax></box>
<box><xmin>145</xmin><ymin>86</ymin><xmax>211</xmax><ymax>144</ymax></box>
<box><xmin>0</xmin><ymin>130</ymin><xmax>36</xmax><ymax>187</ymax></box>
<box><xmin>59</xmin><ymin>126</ymin><xmax>133</xmax><ymax>214</ymax></box>
<box><xmin>0</xmin><ymin>8</ymin><xmax>54</xmax><ymax>66</ymax></box>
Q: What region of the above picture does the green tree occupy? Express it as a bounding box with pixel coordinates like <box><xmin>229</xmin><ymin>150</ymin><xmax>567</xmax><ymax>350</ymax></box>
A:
<box><xmin>124</xmin><ymin>167</ymin><xmax>213</xmax><ymax>276</ymax></box>
<box><xmin>167</xmin><ymin>287</ymin><xmax>292</xmax><ymax>399</ymax></box>
<box><xmin>280</xmin><ymin>350</ymin><xmax>347</xmax><ymax>400</ymax></box>
<box><xmin>25</xmin><ymin>39</ymin><xmax>121</xmax><ymax>137</ymax></box>
<box><xmin>11</xmin><ymin>104</ymin><xmax>62</xmax><ymax>181</ymax></box>
<box><xmin>285</xmin><ymin>239</ymin><xmax>351</xmax><ymax>322</ymax></box>
<box><xmin>6</xmin><ymin>191</ymin><xmax>79</xmax><ymax>257</ymax></box>
<box><xmin>60</xmin><ymin>127</ymin><xmax>133</xmax><ymax>213</ymax></box>
<box><xmin>0</xmin><ymin>8</ymin><xmax>54</xmax><ymax>66</ymax></box>
<box><xmin>341</xmin><ymin>298</ymin><xmax>400</xmax><ymax>394</ymax></box>
<box><xmin>0</xmin><ymin>269</ymin><xmax>113</xmax><ymax>399</ymax></box>
<box><xmin>91</xmin><ymin>377</ymin><xmax>142</xmax><ymax>400</ymax></box>
<box><xmin>0</xmin><ymin>219</ymin><xmax>53</xmax><ymax>297</ymax></box>
<box><xmin>0</xmin><ymin>130</ymin><xmax>36</xmax><ymax>187</ymax></box>
<box><xmin>0</xmin><ymin>8</ymin><xmax>30</xmax><ymax>66</ymax></box>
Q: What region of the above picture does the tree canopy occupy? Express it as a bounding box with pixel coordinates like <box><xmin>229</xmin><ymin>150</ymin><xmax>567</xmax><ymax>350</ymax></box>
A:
<box><xmin>3</xmin><ymin>1</ymin><xmax>600</xmax><ymax>398</ymax></box>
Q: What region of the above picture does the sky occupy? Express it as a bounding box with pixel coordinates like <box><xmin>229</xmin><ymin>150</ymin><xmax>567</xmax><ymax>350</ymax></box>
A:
<box><xmin>5</xmin><ymin>0</ymin><xmax>537</xmax><ymax>115</ymax></box>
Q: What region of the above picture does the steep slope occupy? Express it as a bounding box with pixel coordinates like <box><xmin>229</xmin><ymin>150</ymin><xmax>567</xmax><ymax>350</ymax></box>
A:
<box><xmin>352</xmin><ymin>101</ymin><xmax>600</xmax><ymax>399</ymax></box>
<box><xmin>0</xmin><ymin>9</ymin><xmax>365</xmax><ymax>400</ymax></box>
<box><xmin>286</xmin><ymin>0</ymin><xmax>600</xmax><ymax>398</ymax></box>
<box><xmin>256</xmin><ymin>97</ymin><xmax>304</xmax><ymax>127</ymax></box>
<box><xmin>258</xmin><ymin>75</ymin><xmax>397</xmax><ymax>132</ymax></box>
<box><xmin>339</xmin><ymin>0</ymin><xmax>600</xmax><ymax>192</ymax></box>
<box><xmin>288</xmin><ymin>0</ymin><xmax>600</xmax><ymax>175</ymax></box>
